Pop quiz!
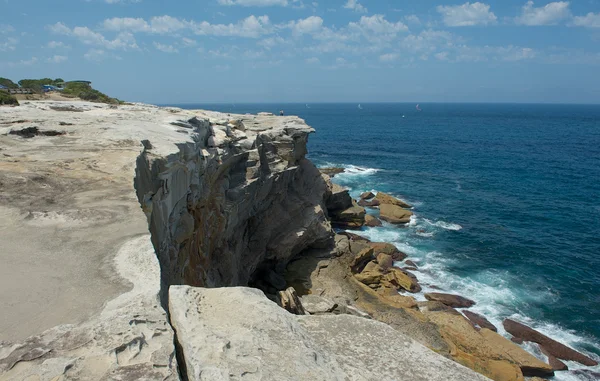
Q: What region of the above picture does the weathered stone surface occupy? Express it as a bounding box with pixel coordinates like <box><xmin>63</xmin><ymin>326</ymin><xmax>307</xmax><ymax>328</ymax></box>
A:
<box><xmin>405</xmin><ymin>259</ymin><xmax>418</xmax><ymax>268</ymax></box>
<box><xmin>0</xmin><ymin>236</ymin><xmax>178</xmax><ymax>380</ymax></box>
<box><xmin>463</xmin><ymin>310</ymin><xmax>498</xmax><ymax>332</ymax></box>
<box><xmin>365</xmin><ymin>214</ymin><xmax>383</xmax><ymax>227</ymax></box>
<box><xmin>386</xmin><ymin>267</ymin><xmax>422</xmax><ymax>293</ymax></box>
<box><xmin>354</xmin><ymin>261</ymin><xmax>385</xmax><ymax>285</ymax></box>
<box><xmin>425</xmin><ymin>293</ymin><xmax>476</xmax><ymax>308</ymax></box>
<box><xmin>503</xmin><ymin>319</ymin><xmax>598</xmax><ymax>366</ymax></box>
<box><xmin>300</xmin><ymin>294</ymin><xmax>338</xmax><ymax>314</ymax></box>
<box><xmin>379</xmin><ymin>203</ymin><xmax>413</xmax><ymax>224</ymax></box>
<box><xmin>375</xmin><ymin>191</ymin><xmax>412</xmax><ymax>208</ymax></box>
<box><xmin>169</xmin><ymin>286</ymin><xmax>490</xmax><ymax>381</ymax></box>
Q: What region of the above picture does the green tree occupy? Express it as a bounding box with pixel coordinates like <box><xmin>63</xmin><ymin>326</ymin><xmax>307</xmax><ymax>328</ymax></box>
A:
<box><xmin>0</xmin><ymin>77</ymin><xmax>18</xmax><ymax>89</ymax></box>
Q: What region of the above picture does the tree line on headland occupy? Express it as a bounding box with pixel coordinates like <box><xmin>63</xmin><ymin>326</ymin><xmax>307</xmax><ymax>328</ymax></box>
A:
<box><xmin>0</xmin><ymin>77</ymin><xmax>122</xmax><ymax>105</ymax></box>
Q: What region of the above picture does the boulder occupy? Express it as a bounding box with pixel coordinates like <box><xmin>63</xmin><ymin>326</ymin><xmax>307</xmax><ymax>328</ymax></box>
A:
<box><xmin>418</xmin><ymin>301</ymin><xmax>460</xmax><ymax>314</ymax></box>
<box><xmin>385</xmin><ymin>267</ymin><xmax>421</xmax><ymax>293</ymax></box>
<box><xmin>326</xmin><ymin>183</ymin><xmax>353</xmax><ymax>212</ymax></box>
<box><xmin>365</xmin><ymin>214</ymin><xmax>383</xmax><ymax>227</ymax></box>
<box><xmin>354</xmin><ymin>261</ymin><xmax>384</xmax><ymax>286</ymax></box>
<box><xmin>368</xmin><ymin>242</ymin><xmax>407</xmax><ymax>261</ymax></box>
<box><xmin>379</xmin><ymin>203</ymin><xmax>413</xmax><ymax>224</ymax></box>
<box><xmin>360</xmin><ymin>191</ymin><xmax>375</xmax><ymax>200</ymax></box>
<box><xmin>358</xmin><ymin>198</ymin><xmax>381</xmax><ymax>208</ymax></box>
<box><xmin>350</xmin><ymin>247</ymin><xmax>375</xmax><ymax>274</ymax></box>
<box><xmin>376</xmin><ymin>253</ymin><xmax>394</xmax><ymax>270</ymax></box>
<box><xmin>330</xmin><ymin>201</ymin><xmax>366</xmax><ymax>229</ymax></box>
<box><xmin>425</xmin><ymin>293</ymin><xmax>476</xmax><ymax>308</ymax></box>
<box><xmin>375</xmin><ymin>192</ymin><xmax>412</xmax><ymax>208</ymax></box>
<box><xmin>539</xmin><ymin>345</ymin><xmax>568</xmax><ymax>371</ymax></box>
<box><xmin>503</xmin><ymin>319</ymin><xmax>598</xmax><ymax>366</ymax></box>
<box><xmin>463</xmin><ymin>310</ymin><xmax>498</xmax><ymax>332</ymax></box>
<box><xmin>405</xmin><ymin>260</ymin><xmax>418</xmax><ymax>268</ymax></box>
<box><xmin>300</xmin><ymin>295</ymin><xmax>338</xmax><ymax>315</ymax></box>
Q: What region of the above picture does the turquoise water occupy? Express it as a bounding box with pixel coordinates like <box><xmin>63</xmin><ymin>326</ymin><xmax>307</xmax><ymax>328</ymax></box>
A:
<box><xmin>174</xmin><ymin>103</ymin><xmax>600</xmax><ymax>379</ymax></box>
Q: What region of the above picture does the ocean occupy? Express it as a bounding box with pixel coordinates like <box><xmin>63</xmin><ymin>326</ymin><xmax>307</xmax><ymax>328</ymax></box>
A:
<box><xmin>173</xmin><ymin>102</ymin><xmax>600</xmax><ymax>380</ymax></box>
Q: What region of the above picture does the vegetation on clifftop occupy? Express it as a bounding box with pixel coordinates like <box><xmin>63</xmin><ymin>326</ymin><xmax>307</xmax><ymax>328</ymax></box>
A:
<box><xmin>0</xmin><ymin>77</ymin><xmax>122</xmax><ymax>104</ymax></box>
<box><xmin>0</xmin><ymin>77</ymin><xmax>19</xmax><ymax>89</ymax></box>
<box><xmin>61</xmin><ymin>82</ymin><xmax>121</xmax><ymax>104</ymax></box>
<box><xmin>0</xmin><ymin>91</ymin><xmax>19</xmax><ymax>105</ymax></box>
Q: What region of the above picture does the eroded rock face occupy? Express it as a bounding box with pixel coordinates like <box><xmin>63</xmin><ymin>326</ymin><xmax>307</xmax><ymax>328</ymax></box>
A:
<box><xmin>135</xmin><ymin>113</ymin><xmax>333</xmax><ymax>302</ymax></box>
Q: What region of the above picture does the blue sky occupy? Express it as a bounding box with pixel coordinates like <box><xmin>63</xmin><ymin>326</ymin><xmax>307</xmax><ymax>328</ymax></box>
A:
<box><xmin>1</xmin><ymin>0</ymin><xmax>600</xmax><ymax>103</ymax></box>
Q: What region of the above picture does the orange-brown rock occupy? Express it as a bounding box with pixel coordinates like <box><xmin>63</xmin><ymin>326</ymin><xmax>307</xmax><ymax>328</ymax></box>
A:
<box><xmin>368</xmin><ymin>242</ymin><xmax>407</xmax><ymax>261</ymax></box>
<box><xmin>358</xmin><ymin>198</ymin><xmax>380</xmax><ymax>208</ymax></box>
<box><xmin>503</xmin><ymin>319</ymin><xmax>598</xmax><ymax>366</ymax></box>
<box><xmin>425</xmin><ymin>293</ymin><xmax>476</xmax><ymax>308</ymax></box>
<box><xmin>425</xmin><ymin>311</ymin><xmax>554</xmax><ymax>378</ymax></box>
<box><xmin>354</xmin><ymin>261</ymin><xmax>384</xmax><ymax>286</ymax></box>
<box><xmin>463</xmin><ymin>310</ymin><xmax>498</xmax><ymax>332</ymax></box>
<box><xmin>330</xmin><ymin>201</ymin><xmax>366</xmax><ymax>229</ymax></box>
<box><xmin>376</xmin><ymin>253</ymin><xmax>393</xmax><ymax>270</ymax></box>
<box><xmin>374</xmin><ymin>192</ymin><xmax>412</xmax><ymax>208</ymax></box>
<box><xmin>364</xmin><ymin>214</ymin><xmax>382</xmax><ymax>227</ymax></box>
<box><xmin>405</xmin><ymin>260</ymin><xmax>418</xmax><ymax>268</ymax></box>
<box><xmin>379</xmin><ymin>204</ymin><xmax>413</xmax><ymax>224</ymax></box>
<box><xmin>385</xmin><ymin>267</ymin><xmax>421</xmax><ymax>293</ymax></box>
<box><xmin>350</xmin><ymin>247</ymin><xmax>375</xmax><ymax>274</ymax></box>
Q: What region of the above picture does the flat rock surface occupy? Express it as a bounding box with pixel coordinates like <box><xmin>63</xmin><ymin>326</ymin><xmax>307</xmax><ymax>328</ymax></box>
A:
<box><xmin>170</xmin><ymin>285</ymin><xmax>491</xmax><ymax>381</ymax></box>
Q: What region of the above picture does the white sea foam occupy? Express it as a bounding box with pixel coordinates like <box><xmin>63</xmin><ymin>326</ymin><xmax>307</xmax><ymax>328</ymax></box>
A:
<box><xmin>423</xmin><ymin>218</ymin><xmax>463</xmax><ymax>231</ymax></box>
<box><xmin>341</xmin><ymin>164</ymin><xmax>379</xmax><ymax>176</ymax></box>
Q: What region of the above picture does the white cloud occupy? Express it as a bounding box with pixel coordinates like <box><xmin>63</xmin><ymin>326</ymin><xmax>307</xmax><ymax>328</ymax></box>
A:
<box><xmin>288</xmin><ymin>16</ymin><xmax>323</xmax><ymax>36</ymax></box>
<box><xmin>48</xmin><ymin>22</ymin><xmax>139</xmax><ymax>50</ymax></box>
<box><xmin>218</xmin><ymin>0</ymin><xmax>287</xmax><ymax>6</ymax></box>
<box><xmin>572</xmin><ymin>12</ymin><xmax>600</xmax><ymax>28</ymax></box>
<box><xmin>328</xmin><ymin>56</ymin><xmax>357</xmax><ymax>69</ymax></box>
<box><xmin>258</xmin><ymin>36</ymin><xmax>286</xmax><ymax>49</ymax></box>
<box><xmin>404</xmin><ymin>15</ymin><xmax>421</xmax><ymax>25</ymax></box>
<box><xmin>84</xmin><ymin>49</ymin><xmax>105</xmax><ymax>61</ymax></box>
<box><xmin>47</xmin><ymin>55</ymin><xmax>68</xmax><ymax>63</ymax></box>
<box><xmin>181</xmin><ymin>37</ymin><xmax>197</xmax><ymax>47</ymax></box>
<box><xmin>305</xmin><ymin>57</ymin><xmax>320</xmax><ymax>64</ymax></box>
<box><xmin>194</xmin><ymin>15</ymin><xmax>272</xmax><ymax>38</ymax></box>
<box><xmin>343</xmin><ymin>0</ymin><xmax>367</xmax><ymax>13</ymax></box>
<box><xmin>103</xmin><ymin>17</ymin><xmax>150</xmax><ymax>32</ymax></box>
<box><xmin>349</xmin><ymin>14</ymin><xmax>408</xmax><ymax>35</ymax></box>
<box><xmin>379</xmin><ymin>53</ymin><xmax>398</xmax><ymax>62</ymax></box>
<box><xmin>500</xmin><ymin>46</ymin><xmax>536</xmax><ymax>61</ymax></box>
<box><xmin>515</xmin><ymin>1</ymin><xmax>570</xmax><ymax>26</ymax></box>
<box><xmin>154</xmin><ymin>42</ymin><xmax>178</xmax><ymax>53</ymax></box>
<box><xmin>48</xmin><ymin>22</ymin><xmax>72</xmax><ymax>35</ymax></box>
<box><xmin>437</xmin><ymin>2</ymin><xmax>497</xmax><ymax>26</ymax></box>
<box><xmin>47</xmin><ymin>41</ymin><xmax>70</xmax><ymax>49</ymax></box>
<box><xmin>0</xmin><ymin>37</ymin><xmax>18</xmax><ymax>51</ymax></box>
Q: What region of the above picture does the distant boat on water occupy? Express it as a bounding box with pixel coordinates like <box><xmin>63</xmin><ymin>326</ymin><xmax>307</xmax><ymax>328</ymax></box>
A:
<box><xmin>358</xmin><ymin>104</ymin><xmax>363</xmax><ymax>109</ymax></box>
<box><xmin>416</xmin><ymin>104</ymin><xmax>422</xmax><ymax>112</ymax></box>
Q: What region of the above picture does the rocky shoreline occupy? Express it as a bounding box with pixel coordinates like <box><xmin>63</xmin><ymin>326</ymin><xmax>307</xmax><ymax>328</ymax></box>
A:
<box><xmin>296</xmin><ymin>166</ymin><xmax>599</xmax><ymax>381</ymax></box>
<box><xmin>0</xmin><ymin>101</ymin><xmax>597</xmax><ymax>381</ymax></box>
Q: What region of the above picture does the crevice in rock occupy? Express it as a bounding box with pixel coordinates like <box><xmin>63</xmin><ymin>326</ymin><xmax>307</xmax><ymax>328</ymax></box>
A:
<box><xmin>9</xmin><ymin>127</ymin><xmax>65</xmax><ymax>138</ymax></box>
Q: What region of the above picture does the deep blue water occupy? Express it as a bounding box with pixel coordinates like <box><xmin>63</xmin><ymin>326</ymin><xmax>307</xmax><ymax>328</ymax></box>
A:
<box><xmin>173</xmin><ymin>103</ymin><xmax>600</xmax><ymax>378</ymax></box>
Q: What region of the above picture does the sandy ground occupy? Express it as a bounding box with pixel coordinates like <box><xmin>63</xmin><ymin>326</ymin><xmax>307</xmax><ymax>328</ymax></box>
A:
<box><xmin>0</xmin><ymin>100</ymin><xmax>198</xmax><ymax>342</ymax></box>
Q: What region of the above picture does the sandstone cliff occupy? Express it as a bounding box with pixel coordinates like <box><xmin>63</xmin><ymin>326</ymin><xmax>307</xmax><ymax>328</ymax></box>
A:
<box><xmin>0</xmin><ymin>101</ymin><xmax>491</xmax><ymax>381</ymax></box>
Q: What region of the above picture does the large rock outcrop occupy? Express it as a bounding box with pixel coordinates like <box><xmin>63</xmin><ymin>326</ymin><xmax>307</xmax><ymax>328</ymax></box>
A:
<box><xmin>169</xmin><ymin>285</ymin><xmax>491</xmax><ymax>381</ymax></box>
<box><xmin>134</xmin><ymin>112</ymin><xmax>333</xmax><ymax>302</ymax></box>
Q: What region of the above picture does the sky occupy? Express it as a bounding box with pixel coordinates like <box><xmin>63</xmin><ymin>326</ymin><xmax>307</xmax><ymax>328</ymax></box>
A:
<box><xmin>1</xmin><ymin>0</ymin><xmax>600</xmax><ymax>104</ymax></box>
